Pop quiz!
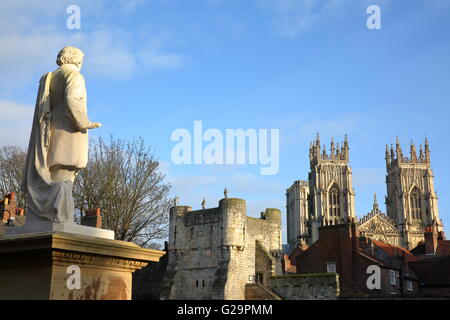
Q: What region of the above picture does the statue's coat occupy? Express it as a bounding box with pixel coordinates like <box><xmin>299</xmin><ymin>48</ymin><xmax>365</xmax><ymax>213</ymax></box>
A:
<box><xmin>22</xmin><ymin>64</ymin><xmax>90</xmax><ymax>222</ymax></box>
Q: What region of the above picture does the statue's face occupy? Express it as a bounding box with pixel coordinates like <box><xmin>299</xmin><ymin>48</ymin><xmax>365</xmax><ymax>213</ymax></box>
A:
<box><xmin>77</xmin><ymin>60</ymin><xmax>83</xmax><ymax>71</ymax></box>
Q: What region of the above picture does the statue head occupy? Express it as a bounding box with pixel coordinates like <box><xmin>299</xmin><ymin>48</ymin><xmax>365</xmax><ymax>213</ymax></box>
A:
<box><xmin>56</xmin><ymin>46</ymin><xmax>84</xmax><ymax>71</ymax></box>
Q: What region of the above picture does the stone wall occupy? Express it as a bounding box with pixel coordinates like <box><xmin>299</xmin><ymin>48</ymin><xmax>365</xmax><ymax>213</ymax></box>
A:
<box><xmin>132</xmin><ymin>250</ymin><xmax>168</xmax><ymax>300</ymax></box>
<box><xmin>245</xmin><ymin>283</ymin><xmax>283</xmax><ymax>300</ymax></box>
<box><xmin>161</xmin><ymin>198</ymin><xmax>282</xmax><ymax>300</ymax></box>
<box><xmin>222</xmin><ymin>208</ymin><xmax>282</xmax><ymax>300</ymax></box>
<box><xmin>270</xmin><ymin>273</ymin><xmax>340</xmax><ymax>300</ymax></box>
<box><xmin>255</xmin><ymin>241</ymin><xmax>273</xmax><ymax>285</ymax></box>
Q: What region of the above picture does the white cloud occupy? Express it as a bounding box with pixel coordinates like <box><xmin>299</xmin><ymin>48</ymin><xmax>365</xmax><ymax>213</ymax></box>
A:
<box><xmin>79</xmin><ymin>31</ymin><xmax>138</xmax><ymax>80</ymax></box>
<box><xmin>0</xmin><ymin>100</ymin><xmax>33</xmax><ymax>148</ymax></box>
<box><xmin>161</xmin><ymin>161</ymin><xmax>285</xmax><ymax>214</ymax></box>
<box><xmin>0</xmin><ymin>29</ymin><xmax>141</xmax><ymax>86</ymax></box>
<box><xmin>218</xmin><ymin>14</ymin><xmax>246</xmax><ymax>35</ymax></box>
<box><xmin>168</xmin><ymin>172</ymin><xmax>284</xmax><ymax>197</ymax></box>
<box><xmin>139</xmin><ymin>49</ymin><xmax>183</xmax><ymax>70</ymax></box>
<box><xmin>266</xmin><ymin>0</ymin><xmax>321</xmax><ymax>36</ymax></box>
<box><xmin>120</xmin><ymin>0</ymin><xmax>148</xmax><ymax>13</ymax></box>
<box><xmin>0</xmin><ymin>1</ymin><xmax>183</xmax><ymax>88</ymax></box>
<box><xmin>137</xmin><ymin>32</ymin><xmax>184</xmax><ymax>70</ymax></box>
<box><xmin>258</xmin><ymin>0</ymin><xmax>389</xmax><ymax>37</ymax></box>
<box><xmin>0</xmin><ymin>101</ymin><xmax>33</xmax><ymax>121</ymax></box>
<box><xmin>0</xmin><ymin>32</ymin><xmax>64</xmax><ymax>88</ymax></box>
<box><xmin>277</xmin><ymin>112</ymin><xmax>366</xmax><ymax>145</ymax></box>
<box><xmin>297</xmin><ymin>116</ymin><xmax>364</xmax><ymax>139</ymax></box>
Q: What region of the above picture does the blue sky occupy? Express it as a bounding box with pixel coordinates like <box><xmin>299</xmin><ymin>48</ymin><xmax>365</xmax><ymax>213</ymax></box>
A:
<box><xmin>1</xmin><ymin>0</ymin><xmax>450</xmax><ymax>242</ymax></box>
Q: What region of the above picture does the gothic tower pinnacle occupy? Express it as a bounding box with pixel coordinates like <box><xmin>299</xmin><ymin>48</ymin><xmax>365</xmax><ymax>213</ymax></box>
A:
<box><xmin>385</xmin><ymin>137</ymin><xmax>443</xmax><ymax>249</ymax></box>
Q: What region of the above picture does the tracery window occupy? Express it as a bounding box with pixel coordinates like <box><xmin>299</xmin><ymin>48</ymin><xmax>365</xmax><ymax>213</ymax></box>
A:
<box><xmin>410</xmin><ymin>187</ymin><xmax>422</xmax><ymax>220</ymax></box>
<box><xmin>329</xmin><ymin>184</ymin><xmax>340</xmax><ymax>217</ymax></box>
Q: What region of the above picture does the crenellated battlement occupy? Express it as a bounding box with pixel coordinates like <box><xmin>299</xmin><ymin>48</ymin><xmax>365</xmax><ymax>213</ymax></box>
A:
<box><xmin>163</xmin><ymin>193</ymin><xmax>282</xmax><ymax>300</ymax></box>
<box><xmin>386</xmin><ymin>137</ymin><xmax>430</xmax><ymax>169</ymax></box>
<box><xmin>170</xmin><ymin>205</ymin><xmax>192</xmax><ymax>218</ymax></box>
<box><xmin>309</xmin><ymin>133</ymin><xmax>349</xmax><ymax>168</ymax></box>
<box><xmin>261</xmin><ymin>208</ymin><xmax>281</xmax><ymax>223</ymax></box>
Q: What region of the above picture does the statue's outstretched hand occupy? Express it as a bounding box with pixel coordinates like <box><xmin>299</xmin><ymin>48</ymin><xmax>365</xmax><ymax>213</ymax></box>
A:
<box><xmin>87</xmin><ymin>122</ymin><xmax>102</xmax><ymax>129</ymax></box>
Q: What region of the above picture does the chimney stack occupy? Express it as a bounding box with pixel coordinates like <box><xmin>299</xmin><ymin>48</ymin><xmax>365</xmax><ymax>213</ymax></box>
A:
<box><xmin>81</xmin><ymin>208</ymin><xmax>102</xmax><ymax>228</ymax></box>
<box><xmin>424</xmin><ymin>226</ymin><xmax>438</xmax><ymax>255</ymax></box>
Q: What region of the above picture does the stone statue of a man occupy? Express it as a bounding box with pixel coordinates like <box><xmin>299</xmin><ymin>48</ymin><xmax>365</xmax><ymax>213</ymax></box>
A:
<box><xmin>47</xmin><ymin>46</ymin><xmax>102</xmax><ymax>182</ymax></box>
<box><xmin>21</xmin><ymin>46</ymin><xmax>101</xmax><ymax>225</ymax></box>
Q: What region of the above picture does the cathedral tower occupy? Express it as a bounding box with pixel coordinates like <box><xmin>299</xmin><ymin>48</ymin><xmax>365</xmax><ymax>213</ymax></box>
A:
<box><xmin>385</xmin><ymin>137</ymin><xmax>444</xmax><ymax>249</ymax></box>
<box><xmin>286</xmin><ymin>180</ymin><xmax>309</xmax><ymax>250</ymax></box>
<box><xmin>307</xmin><ymin>134</ymin><xmax>356</xmax><ymax>243</ymax></box>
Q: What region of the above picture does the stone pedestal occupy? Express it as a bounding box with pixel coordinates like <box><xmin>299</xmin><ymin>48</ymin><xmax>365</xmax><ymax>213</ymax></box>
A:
<box><xmin>0</xmin><ymin>232</ymin><xmax>165</xmax><ymax>300</ymax></box>
<box><xmin>2</xmin><ymin>212</ymin><xmax>115</xmax><ymax>239</ymax></box>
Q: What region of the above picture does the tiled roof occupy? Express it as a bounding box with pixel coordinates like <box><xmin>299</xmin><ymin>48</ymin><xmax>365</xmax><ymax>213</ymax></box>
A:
<box><xmin>410</xmin><ymin>243</ymin><xmax>425</xmax><ymax>256</ymax></box>
<box><xmin>436</xmin><ymin>240</ymin><xmax>450</xmax><ymax>257</ymax></box>
<box><xmin>358</xmin><ymin>250</ymin><xmax>387</xmax><ymax>267</ymax></box>
<box><xmin>411</xmin><ymin>240</ymin><xmax>450</xmax><ymax>259</ymax></box>
<box><xmin>370</xmin><ymin>239</ymin><xmax>417</xmax><ymax>262</ymax></box>
<box><xmin>408</xmin><ymin>258</ymin><xmax>450</xmax><ymax>286</ymax></box>
<box><xmin>288</xmin><ymin>244</ymin><xmax>308</xmax><ymax>259</ymax></box>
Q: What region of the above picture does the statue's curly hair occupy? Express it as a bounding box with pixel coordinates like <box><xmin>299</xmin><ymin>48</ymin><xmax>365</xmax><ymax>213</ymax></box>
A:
<box><xmin>56</xmin><ymin>46</ymin><xmax>84</xmax><ymax>66</ymax></box>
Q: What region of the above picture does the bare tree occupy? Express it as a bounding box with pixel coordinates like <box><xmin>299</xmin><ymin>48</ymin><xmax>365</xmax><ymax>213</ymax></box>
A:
<box><xmin>0</xmin><ymin>138</ymin><xmax>170</xmax><ymax>247</ymax></box>
<box><xmin>0</xmin><ymin>145</ymin><xmax>26</xmax><ymax>208</ymax></box>
<box><xmin>73</xmin><ymin>136</ymin><xmax>172</xmax><ymax>247</ymax></box>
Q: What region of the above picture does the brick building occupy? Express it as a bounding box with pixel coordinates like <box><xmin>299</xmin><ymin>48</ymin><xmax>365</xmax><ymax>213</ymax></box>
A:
<box><xmin>294</xmin><ymin>220</ymin><xmax>421</xmax><ymax>297</ymax></box>
<box><xmin>0</xmin><ymin>193</ymin><xmax>24</xmax><ymax>223</ymax></box>
<box><xmin>283</xmin><ymin>242</ymin><xmax>308</xmax><ymax>274</ymax></box>
<box><xmin>0</xmin><ymin>193</ymin><xmax>25</xmax><ymax>232</ymax></box>
<box><xmin>409</xmin><ymin>227</ymin><xmax>450</xmax><ymax>296</ymax></box>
